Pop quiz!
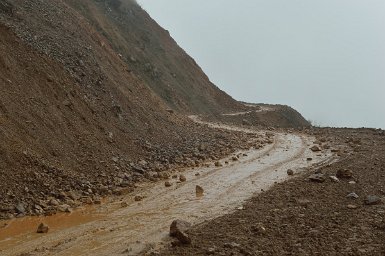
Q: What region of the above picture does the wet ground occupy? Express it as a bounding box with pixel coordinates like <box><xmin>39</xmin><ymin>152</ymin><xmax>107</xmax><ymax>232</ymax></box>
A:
<box><xmin>0</xmin><ymin>122</ymin><xmax>336</xmax><ymax>256</ymax></box>
<box><xmin>161</xmin><ymin>128</ymin><xmax>385</xmax><ymax>256</ymax></box>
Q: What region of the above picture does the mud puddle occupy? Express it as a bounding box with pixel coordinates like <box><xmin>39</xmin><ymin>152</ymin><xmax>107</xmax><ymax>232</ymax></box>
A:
<box><xmin>0</xmin><ymin>129</ymin><xmax>336</xmax><ymax>256</ymax></box>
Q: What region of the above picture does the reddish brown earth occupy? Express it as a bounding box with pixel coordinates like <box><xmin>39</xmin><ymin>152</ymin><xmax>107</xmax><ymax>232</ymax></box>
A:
<box><xmin>161</xmin><ymin>128</ymin><xmax>385</xmax><ymax>256</ymax></box>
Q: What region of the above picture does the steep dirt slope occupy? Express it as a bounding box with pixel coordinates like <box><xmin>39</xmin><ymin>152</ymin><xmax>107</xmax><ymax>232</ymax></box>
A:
<box><xmin>64</xmin><ymin>0</ymin><xmax>244</xmax><ymax>114</ymax></box>
<box><xmin>0</xmin><ymin>1</ymin><xmax>253</xmax><ymax>219</ymax></box>
<box><xmin>205</xmin><ymin>103</ymin><xmax>311</xmax><ymax>129</ymax></box>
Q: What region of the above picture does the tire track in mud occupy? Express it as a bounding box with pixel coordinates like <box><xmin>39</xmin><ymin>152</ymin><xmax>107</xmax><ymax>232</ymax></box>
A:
<box><xmin>0</xmin><ymin>121</ymin><xmax>336</xmax><ymax>256</ymax></box>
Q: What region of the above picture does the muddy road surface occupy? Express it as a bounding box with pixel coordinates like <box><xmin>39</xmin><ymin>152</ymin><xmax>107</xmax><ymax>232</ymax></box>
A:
<box><xmin>0</xmin><ymin>122</ymin><xmax>336</xmax><ymax>255</ymax></box>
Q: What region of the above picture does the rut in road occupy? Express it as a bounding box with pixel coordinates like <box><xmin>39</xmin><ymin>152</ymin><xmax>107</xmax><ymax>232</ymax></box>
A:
<box><xmin>0</xmin><ymin>121</ymin><xmax>336</xmax><ymax>256</ymax></box>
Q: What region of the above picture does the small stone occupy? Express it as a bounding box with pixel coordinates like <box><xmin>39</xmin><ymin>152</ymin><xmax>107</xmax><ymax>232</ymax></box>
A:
<box><xmin>346</xmin><ymin>192</ymin><xmax>359</xmax><ymax>199</ymax></box>
<box><xmin>15</xmin><ymin>203</ymin><xmax>26</xmax><ymax>214</ymax></box>
<box><xmin>347</xmin><ymin>204</ymin><xmax>358</xmax><ymax>209</ymax></box>
<box><xmin>287</xmin><ymin>169</ymin><xmax>294</xmax><ymax>176</ymax></box>
<box><xmin>195</xmin><ymin>173</ymin><xmax>200</xmax><ymax>176</ymax></box>
<box><xmin>232</xmin><ymin>156</ymin><xmax>238</xmax><ymax>161</ymax></box>
<box><xmin>348</xmin><ymin>181</ymin><xmax>356</xmax><ymax>184</ymax></box>
<box><xmin>329</xmin><ymin>176</ymin><xmax>340</xmax><ymax>183</ymax></box>
<box><xmin>297</xmin><ymin>199</ymin><xmax>312</xmax><ymax>207</ymax></box>
<box><xmin>251</xmin><ymin>223</ymin><xmax>266</xmax><ymax>234</ymax></box>
<box><xmin>134</xmin><ymin>195</ymin><xmax>143</xmax><ymax>202</ymax></box>
<box><xmin>121</xmin><ymin>202</ymin><xmax>128</xmax><ymax>207</ymax></box>
<box><xmin>49</xmin><ymin>199</ymin><xmax>60</xmax><ymax>206</ymax></box>
<box><xmin>364</xmin><ymin>195</ymin><xmax>382</xmax><ymax>205</ymax></box>
<box><xmin>307</xmin><ymin>157</ymin><xmax>313</xmax><ymax>161</ymax></box>
<box><xmin>165</xmin><ymin>181</ymin><xmax>172</xmax><ymax>187</ymax></box>
<box><xmin>196</xmin><ymin>185</ymin><xmax>204</xmax><ymax>197</ymax></box>
<box><xmin>308</xmin><ymin>173</ymin><xmax>325</xmax><ymax>183</ymax></box>
<box><xmin>336</xmin><ymin>169</ymin><xmax>353</xmax><ymax>179</ymax></box>
<box><xmin>170</xmin><ymin>220</ymin><xmax>192</xmax><ymax>244</ymax></box>
<box><xmin>37</xmin><ymin>223</ymin><xmax>49</xmax><ymax>233</ymax></box>
<box><xmin>214</xmin><ymin>161</ymin><xmax>222</xmax><ymax>167</ymax></box>
<box><xmin>310</xmin><ymin>145</ymin><xmax>321</xmax><ymax>152</ymax></box>
<box><xmin>179</xmin><ymin>175</ymin><xmax>186</xmax><ymax>182</ymax></box>
<box><xmin>224</xmin><ymin>242</ymin><xmax>241</xmax><ymax>249</ymax></box>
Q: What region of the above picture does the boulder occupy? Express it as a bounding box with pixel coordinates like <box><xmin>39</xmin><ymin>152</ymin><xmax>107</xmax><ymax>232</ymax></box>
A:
<box><xmin>179</xmin><ymin>175</ymin><xmax>186</xmax><ymax>182</ymax></box>
<box><xmin>196</xmin><ymin>185</ymin><xmax>204</xmax><ymax>196</ymax></box>
<box><xmin>170</xmin><ymin>220</ymin><xmax>192</xmax><ymax>244</ymax></box>
<box><xmin>37</xmin><ymin>223</ymin><xmax>49</xmax><ymax>233</ymax></box>
<box><xmin>310</xmin><ymin>145</ymin><xmax>321</xmax><ymax>152</ymax></box>
<box><xmin>364</xmin><ymin>195</ymin><xmax>382</xmax><ymax>205</ymax></box>
<box><xmin>336</xmin><ymin>169</ymin><xmax>353</xmax><ymax>179</ymax></box>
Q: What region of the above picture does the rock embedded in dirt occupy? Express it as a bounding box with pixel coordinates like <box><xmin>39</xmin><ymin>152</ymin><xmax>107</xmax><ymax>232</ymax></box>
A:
<box><xmin>15</xmin><ymin>202</ymin><xmax>26</xmax><ymax>214</ymax></box>
<box><xmin>251</xmin><ymin>223</ymin><xmax>266</xmax><ymax>234</ymax></box>
<box><xmin>336</xmin><ymin>169</ymin><xmax>353</xmax><ymax>179</ymax></box>
<box><xmin>134</xmin><ymin>195</ymin><xmax>143</xmax><ymax>202</ymax></box>
<box><xmin>308</xmin><ymin>173</ymin><xmax>325</xmax><ymax>183</ymax></box>
<box><xmin>196</xmin><ymin>185</ymin><xmax>204</xmax><ymax>196</ymax></box>
<box><xmin>346</xmin><ymin>192</ymin><xmax>359</xmax><ymax>199</ymax></box>
<box><xmin>37</xmin><ymin>223</ymin><xmax>49</xmax><ymax>233</ymax></box>
<box><xmin>224</xmin><ymin>242</ymin><xmax>241</xmax><ymax>249</ymax></box>
<box><xmin>287</xmin><ymin>169</ymin><xmax>294</xmax><ymax>176</ymax></box>
<box><xmin>310</xmin><ymin>145</ymin><xmax>321</xmax><ymax>152</ymax></box>
<box><xmin>329</xmin><ymin>176</ymin><xmax>340</xmax><ymax>183</ymax></box>
<box><xmin>364</xmin><ymin>195</ymin><xmax>382</xmax><ymax>205</ymax></box>
<box><xmin>232</xmin><ymin>156</ymin><xmax>238</xmax><ymax>161</ymax></box>
<box><xmin>170</xmin><ymin>220</ymin><xmax>192</xmax><ymax>244</ymax></box>
<box><xmin>214</xmin><ymin>161</ymin><xmax>222</xmax><ymax>167</ymax></box>
<box><xmin>165</xmin><ymin>181</ymin><xmax>172</xmax><ymax>187</ymax></box>
<box><xmin>179</xmin><ymin>175</ymin><xmax>186</xmax><ymax>182</ymax></box>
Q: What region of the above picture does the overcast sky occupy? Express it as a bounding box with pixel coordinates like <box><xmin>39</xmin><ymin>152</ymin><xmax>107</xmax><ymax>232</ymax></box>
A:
<box><xmin>137</xmin><ymin>0</ymin><xmax>385</xmax><ymax>129</ymax></box>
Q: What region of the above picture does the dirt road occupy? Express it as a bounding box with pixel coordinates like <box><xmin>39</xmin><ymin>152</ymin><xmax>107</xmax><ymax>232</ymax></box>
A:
<box><xmin>0</xmin><ymin>122</ymin><xmax>336</xmax><ymax>256</ymax></box>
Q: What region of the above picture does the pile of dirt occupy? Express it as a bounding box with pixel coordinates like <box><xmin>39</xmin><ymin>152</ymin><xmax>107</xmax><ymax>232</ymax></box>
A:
<box><xmin>161</xmin><ymin>128</ymin><xmax>385</xmax><ymax>255</ymax></box>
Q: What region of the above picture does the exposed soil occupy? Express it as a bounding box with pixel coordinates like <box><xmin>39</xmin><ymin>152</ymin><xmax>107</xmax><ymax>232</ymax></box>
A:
<box><xmin>205</xmin><ymin>103</ymin><xmax>311</xmax><ymax>129</ymax></box>
<box><xmin>0</xmin><ymin>121</ymin><xmax>335</xmax><ymax>256</ymax></box>
<box><xmin>161</xmin><ymin>127</ymin><xmax>385</xmax><ymax>256</ymax></box>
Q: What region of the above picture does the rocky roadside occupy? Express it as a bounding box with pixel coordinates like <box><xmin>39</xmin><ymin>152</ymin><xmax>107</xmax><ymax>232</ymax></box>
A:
<box><xmin>160</xmin><ymin>127</ymin><xmax>385</xmax><ymax>255</ymax></box>
<box><xmin>0</xmin><ymin>124</ymin><xmax>268</xmax><ymax>220</ymax></box>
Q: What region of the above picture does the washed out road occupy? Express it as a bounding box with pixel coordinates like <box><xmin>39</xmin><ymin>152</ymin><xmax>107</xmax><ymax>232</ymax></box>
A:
<box><xmin>0</xmin><ymin>120</ymin><xmax>336</xmax><ymax>255</ymax></box>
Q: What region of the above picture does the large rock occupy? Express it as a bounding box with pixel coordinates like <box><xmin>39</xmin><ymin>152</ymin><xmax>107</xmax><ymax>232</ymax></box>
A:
<box><xmin>364</xmin><ymin>195</ymin><xmax>382</xmax><ymax>205</ymax></box>
<box><xmin>196</xmin><ymin>185</ymin><xmax>204</xmax><ymax>197</ymax></box>
<box><xmin>336</xmin><ymin>169</ymin><xmax>353</xmax><ymax>179</ymax></box>
<box><xmin>308</xmin><ymin>173</ymin><xmax>325</xmax><ymax>183</ymax></box>
<box><xmin>15</xmin><ymin>202</ymin><xmax>26</xmax><ymax>214</ymax></box>
<box><xmin>310</xmin><ymin>145</ymin><xmax>321</xmax><ymax>152</ymax></box>
<box><xmin>179</xmin><ymin>175</ymin><xmax>186</xmax><ymax>182</ymax></box>
<box><xmin>37</xmin><ymin>223</ymin><xmax>49</xmax><ymax>233</ymax></box>
<box><xmin>170</xmin><ymin>220</ymin><xmax>192</xmax><ymax>244</ymax></box>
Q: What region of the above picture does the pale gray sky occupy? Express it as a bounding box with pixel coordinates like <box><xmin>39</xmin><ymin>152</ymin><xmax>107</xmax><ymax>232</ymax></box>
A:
<box><xmin>137</xmin><ymin>0</ymin><xmax>385</xmax><ymax>129</ymax></box>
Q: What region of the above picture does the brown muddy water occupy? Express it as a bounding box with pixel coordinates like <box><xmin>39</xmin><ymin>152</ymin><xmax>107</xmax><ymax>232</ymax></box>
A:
<box><xmin>0</xmin><ymin>127</ymin><xmax>336</xmax><ymax>255</ymax></box>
